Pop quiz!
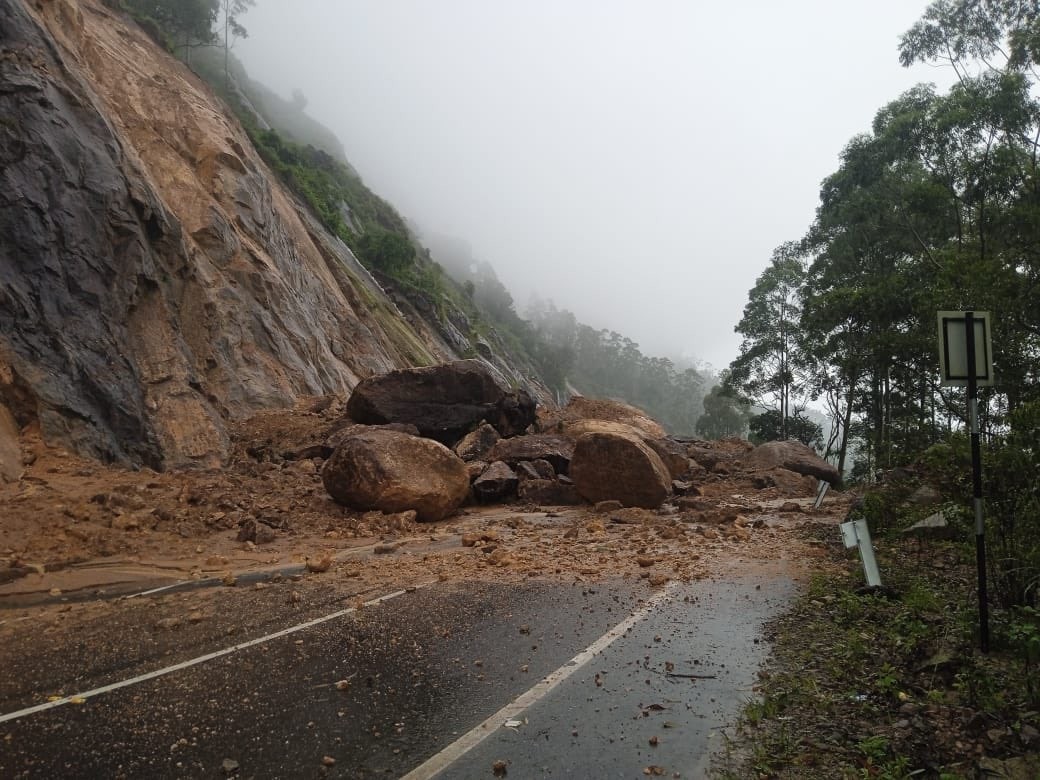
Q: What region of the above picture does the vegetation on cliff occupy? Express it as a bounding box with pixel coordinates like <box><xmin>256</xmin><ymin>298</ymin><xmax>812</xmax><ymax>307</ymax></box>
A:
<box><xmin>112</xmin><ymin>0</ymin><xmax>715</xmax><ymax>433</ymax></box>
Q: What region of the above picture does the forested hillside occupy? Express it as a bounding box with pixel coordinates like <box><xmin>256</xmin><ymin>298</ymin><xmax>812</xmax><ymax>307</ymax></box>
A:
<box><xmin>721</xmin><ymin>1</ymin><xmax>1040</xmax><ymax>607</ymax></box>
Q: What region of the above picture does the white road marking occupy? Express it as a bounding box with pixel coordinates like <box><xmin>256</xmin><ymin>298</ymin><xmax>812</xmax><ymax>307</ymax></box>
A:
<box><xmin>400</xmin><ymin>582</ymin><xmax>678</xmax><ymax>780</ymax></box>
<box><xmin>0</xmin><ymin>584</ymin><xmax>428</xmax><ymax>725</ymax></box>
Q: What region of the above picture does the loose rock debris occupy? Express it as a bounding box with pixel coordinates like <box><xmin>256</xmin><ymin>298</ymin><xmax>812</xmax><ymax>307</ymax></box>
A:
<box><xmin>1</xmin><ymin>401</ymin><xmax>848</xmax><ymax>620</ymax></box>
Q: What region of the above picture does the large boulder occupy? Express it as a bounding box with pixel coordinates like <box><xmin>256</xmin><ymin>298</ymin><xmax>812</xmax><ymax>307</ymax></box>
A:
<box><xmin>558</xmin><ymin>418</ymin><xmax>646</xmax><ymax>441</ymax></box>
<box><xmin>569</xmin><ymin>431</ymin><xmax>672</xmax><ymax>509</ymax></box>
<box><xmin>345</xmin><ymin>360</ymin><xmax>536</xmax><ymax>445</ymax></box>
<box><xmin>471</xmin><ymin>460</ymin><xmax>519</xmax><ymax>503</ymax></box>
<box><xmin>321</xmin><ymin>429</ymin><xmax>469</xmax><ymax>521</ymax></box>
<box><xmin>486</xmin><ymin>434</ymin><xmax>575</xmax><ymax>475</ymax></box>
<box><xmin>541</xmin><ymin>396</ymin><xmax>666</xmax><ymax>439</ymax></box>
<box><xmin>645</xmin><ymin>438</ymin><xmax>691</xmax><ymax>481</ymax></box>
<box><xmin>752</xmin><ymin>467</ymin><xmax>817</xmax><ymax>496</ymax></box>
<box><xmin>742</xmin><ymin>440</ymin><xmax>840</xmax><ymax>485</ymax></box>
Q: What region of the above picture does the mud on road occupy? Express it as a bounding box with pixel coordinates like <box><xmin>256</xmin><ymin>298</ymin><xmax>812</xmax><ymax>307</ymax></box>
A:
<box><xmin>1</xmin><ymin>407</ymin><xmax>849</xmax><ymax>777</ymax></box>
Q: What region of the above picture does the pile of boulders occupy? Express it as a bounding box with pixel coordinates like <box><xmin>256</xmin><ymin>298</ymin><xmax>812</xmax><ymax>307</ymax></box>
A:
<box><xmin>315</xmin><ymin>360</ymin><xmax>840</xmax><ymax>522</ymax></box>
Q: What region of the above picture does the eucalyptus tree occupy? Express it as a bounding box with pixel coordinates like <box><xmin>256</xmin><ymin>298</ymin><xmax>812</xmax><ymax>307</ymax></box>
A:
<box><xmin>696</xmin><ymin>380</ymin><xmax>750</xmax><ymax>440</ymax></box>
<box><xmin>220</xmin><ymin>0</ymin><xmax>255</xmax><ymax>87</ymax></box>
<box><xmin>728</xmin><ymin>241</ymin><xmax>808</xmax><ymax>441</ymax></box>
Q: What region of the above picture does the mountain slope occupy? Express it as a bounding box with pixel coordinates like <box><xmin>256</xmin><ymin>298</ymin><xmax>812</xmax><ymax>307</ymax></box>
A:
<box><xmin>0</xmin><ymin>0</ymin><xmax>472</xmax><ymax>471</ymax></box>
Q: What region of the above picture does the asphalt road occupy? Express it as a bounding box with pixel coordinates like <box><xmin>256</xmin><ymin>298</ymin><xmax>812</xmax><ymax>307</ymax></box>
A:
<box><xmin>0</xmin><ymin>574</ymin><xmax>793</xmax><ymax>779</ymax></box>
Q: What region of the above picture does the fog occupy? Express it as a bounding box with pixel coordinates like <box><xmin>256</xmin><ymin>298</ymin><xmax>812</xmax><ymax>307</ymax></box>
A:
<box><xmin>236</xmin><ymin>1</ymin><xmax>955</xmax><ymax>372</ymax></box>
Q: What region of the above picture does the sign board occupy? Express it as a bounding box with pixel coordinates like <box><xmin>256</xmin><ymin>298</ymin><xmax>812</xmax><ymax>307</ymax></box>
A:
<box><xmin>938</xmin><ymin>311</ymin><xmax>994</xmax><ymax>387</ymax></box>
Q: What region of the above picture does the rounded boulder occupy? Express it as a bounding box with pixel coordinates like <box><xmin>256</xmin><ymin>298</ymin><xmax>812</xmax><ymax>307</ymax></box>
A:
<box><xmin>569</xmin><ymin>431</ymin><xmax>672</xmax><ymax>509</ymax></box>
<box><xmin>321</xmin><ymin>429</ymin><xmax>469</xmax><ymax>522</ymax></box>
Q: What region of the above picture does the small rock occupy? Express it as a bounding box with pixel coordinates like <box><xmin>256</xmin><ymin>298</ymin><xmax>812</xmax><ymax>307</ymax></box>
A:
<box><xmin>374</xmin><ymin>543</ymin><xmax>398</xmax><ymax>555</ymax></box>
<box><xmin>322</xmin><ymin>755</ymin><xmax>336</xmax><ymax>766</ymax></box>
<box><xmin>221</xmin><ymin>758</ymin><xmax>240</xmax><ymax>775</ymax></box>
<box><xmin>648</xmin><ymin>573</ymin><xmax>669</xmax><ymax>587</ymax></box>
<box><xmin>306</xmin><ymin>555</ymin><xmax>332</xmax><ymax>573</ymax></box>
<box><xmin>492</xmin><ymin>759</ymin><xmax>508</xmax><ymax>776</ymax></box>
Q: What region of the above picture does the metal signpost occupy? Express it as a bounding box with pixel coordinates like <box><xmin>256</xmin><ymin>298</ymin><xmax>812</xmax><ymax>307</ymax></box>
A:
<box><xmin>937</xmin><ymin>310</ymin><xmax>994</xmax><ymax>652</ymax></box>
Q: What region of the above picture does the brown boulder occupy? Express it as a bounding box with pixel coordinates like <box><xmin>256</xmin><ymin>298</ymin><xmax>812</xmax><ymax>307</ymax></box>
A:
<box><xmin>686</xmin><ymin>444</ymin><xmax>720</xmax><ymax>470</ymax></box>
<box><xmin>558</xmin><ymin>418</ymin><xmax>647</xmax><ymax>441</ymax></box>
<box><xmin>752</xmin><ymin>467</ymin><xmax>817</xmax><ymax>496</ymax></box>
<box><xmin>321</xmin><ymin>429</ymin><xmax>469</xmax><ymax>521</ymax></box>
<box><xmin>743</xmin><ymin>440</ymin><xmax>839</xmax><ymax>485</ymax></box>
<box><xmin>453</xmin><ymin>423</ymin><xmax>500</xmax><ymax>462</ymax></box>
<box><xmin>345</xmin><ymin>360</ymin><xmax>536</xmax><ymax>445</ymax></box>
<box><xmin>486</xmin><ymin>434</ymin><xmax>574</xmax><ymax>476</ymax></box>
<box><xmin>645</xmin><ymin>438</ymin><xmax>691</xmax><ymax>480</ymax></box>
<box><xmin>569</xmin><ymin>432</ymin><xmax>672</xmax><ymax>509</ymax></box>
<box><xmin>325</xmin><ymin>422</ymin><xmax>420</xmax><ymax>451</ymax></box>
<box><xmin>472</xmin><ymin>461</ymin><xmax>519</xmax><ymax>503</ymax></box>
<box><xmin>466</xmin><ymin>461</ymin><xmax>488</xmax><ymax>482</ymax></box>
<box><xmin>541</xmin><ymin>396</ymin><xmax>666</xmax><ymax>439</ymax></box>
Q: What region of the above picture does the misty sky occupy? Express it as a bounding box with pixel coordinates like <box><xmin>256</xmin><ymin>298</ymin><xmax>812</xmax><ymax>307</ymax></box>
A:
<box><xmin>237</xmin><ymin>1</ymin><xmax>956</xmax><ymax>373</ymax></box>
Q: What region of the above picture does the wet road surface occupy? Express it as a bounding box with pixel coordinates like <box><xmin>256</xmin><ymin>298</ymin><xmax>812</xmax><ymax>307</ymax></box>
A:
<box><xmin>0</xmin><ymin>575</ymin><xmax>794</xmax><ymax>778</ymax></box>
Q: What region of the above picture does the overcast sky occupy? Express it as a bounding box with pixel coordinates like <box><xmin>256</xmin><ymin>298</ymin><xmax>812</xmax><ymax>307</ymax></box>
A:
<box><xmin>237</xmin><ymin>1</ymin><xmax>955</xmax><ymax>373</ymax></box>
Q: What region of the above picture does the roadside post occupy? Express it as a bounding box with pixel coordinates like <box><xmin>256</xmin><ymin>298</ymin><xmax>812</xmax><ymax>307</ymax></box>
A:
<box><xmin>840</xmin><ymin>517</ymin><xmax>882</xmax><ymax>588</ymax></box>
<box><xmin>937</xmin><ymin>310</ymin><xmax>994</xmax><ymax>652</ymax></box>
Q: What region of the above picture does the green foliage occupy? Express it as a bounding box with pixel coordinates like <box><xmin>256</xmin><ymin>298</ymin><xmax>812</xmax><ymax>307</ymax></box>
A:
<box><xmin>355</xmin><ymin>230</ymin><xmax>415</xmax><ymax>275</ymax></box>
<box><xmin>729</xmin><ymin>0</ymin><xmax>1040</xmax><ymax>546</ymax></box>
<box><xmin>748</xmin><ymin>409</ymin><xmax>823</xmax><ymax>449</ymax></box>
<box><xmin>731</xmin><ymin>525</ymin><xmax>1040</xmax><ymax>778</ymax></box>
<box><xmin>117</xmin><ymin>0</ymin><xmax>218</xmax><ymax>52</ymax></box>
<box><xmin>729</xmin><ymin>241</ymin><xmax>809</xmax><ymax>439</ymax></box>
<box><xmin>697</xmin><ymin>381</ymin><xmax>750</xmax><ymax>439</ymax></box>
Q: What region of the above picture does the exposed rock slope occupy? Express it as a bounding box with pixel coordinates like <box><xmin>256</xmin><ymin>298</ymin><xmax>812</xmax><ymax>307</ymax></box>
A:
<box><xmin>0</xmin><ymin>0</ymin><xmax>478</xmax><ymax>471</ymax></box>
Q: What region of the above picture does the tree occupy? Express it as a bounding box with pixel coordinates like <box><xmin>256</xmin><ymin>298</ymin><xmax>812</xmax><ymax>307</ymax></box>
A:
<box><xmin>748</xmin><ymin>409</ymin><xmax>823</xmax><ymax>450</ymax></box>
<box><xmin>220</xmin><ymin>0</ymin><xmax>255</xmax><ymax>88</ymax></box>
<box><xmin>728</xmin><ymin>242</ymin><xmax>808</xmax><ymax>440</ymax></box>
<box><xmin>355</xmin><ymin>230</ymin><xmax>415</xmax><ymax>276</ymax></box>
<box><xmin>125</xmin><ymin>0</ymin><xmax>218</xmax><ymax>61</ymax></box>
<box><xmin>696</xmin><ymin>381</ymin><xmax>750</xmax><ymax>440</ymax></box>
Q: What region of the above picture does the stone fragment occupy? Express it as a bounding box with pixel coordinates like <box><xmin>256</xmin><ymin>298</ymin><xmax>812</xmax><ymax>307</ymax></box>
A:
<box><xmin>517</xmin><ymin>479</ymin><xmax>583</xmax><ymax>506</ymax></box>
<box><xmin>453</xmin><ymin>423</ymin><xmax>500</xmax><ymax>462</ymax></box>
<box><xmin>486</xmin><ymin>435</ymin><xmax>574</xmax><ymax>476</ymax></box>
<box><xmin>472</xmin><ymin>461</ymin><xmax>519</xmax><ymax>503</ymax></box>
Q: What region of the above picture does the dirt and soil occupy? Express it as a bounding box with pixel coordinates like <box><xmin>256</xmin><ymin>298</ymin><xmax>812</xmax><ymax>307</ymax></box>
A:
<box><xmin>1</xmin><ymin>397</ymin><xmax>847</xmax><ymax>616</ymax></box>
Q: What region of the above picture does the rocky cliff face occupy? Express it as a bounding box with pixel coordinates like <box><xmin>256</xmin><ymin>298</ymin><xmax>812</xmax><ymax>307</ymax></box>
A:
<box><xmin>0</xmin><ymin>0</ymin><xmax>523</xmax><ymax>473</ymax></box>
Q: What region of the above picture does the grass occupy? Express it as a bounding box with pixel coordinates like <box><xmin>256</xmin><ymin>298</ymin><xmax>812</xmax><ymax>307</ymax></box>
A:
<box><xmin>714</xmin><ymin>521</ymin><xmax>1040</xmax><ymax>778</ymax></box>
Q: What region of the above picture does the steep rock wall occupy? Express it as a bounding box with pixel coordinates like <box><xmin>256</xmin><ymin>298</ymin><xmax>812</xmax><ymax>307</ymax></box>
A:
<box><xmin>0</xmin><ymin>0</ymin><xmax>460</xmax><ymax>470</ymax></box>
